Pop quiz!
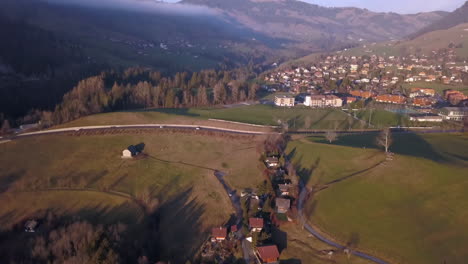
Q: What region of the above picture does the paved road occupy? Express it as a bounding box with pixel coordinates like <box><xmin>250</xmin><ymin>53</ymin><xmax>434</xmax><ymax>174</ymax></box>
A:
<box><xmin>1</xmin><ymin>124</ymin><xmax>279</xmax><ymax>142</ymax></box>
<box><xmin>298</xmin><ymin>182</ymin><xmax>389</xmax><ymax>264</ymax></box>
<box><xmin>214</xmin><ymin>171</ymin><xmax>254</xmax><ymax>264</ymax></box>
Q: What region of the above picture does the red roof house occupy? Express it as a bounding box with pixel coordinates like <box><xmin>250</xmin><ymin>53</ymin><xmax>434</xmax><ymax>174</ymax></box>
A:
<box><xmin>211</xmin><ymin>227</ymin><xmax>227</xmax><ymax>242</ymax></box>
<box><xmin>257</xmin><ymin>245</ymin><xmax>280</xmax><ymax>263</ymax></box>
<box><xmin>249</xmin><ymin>218</ymin><xmax>264</xmax><ymax>232</ymax></box>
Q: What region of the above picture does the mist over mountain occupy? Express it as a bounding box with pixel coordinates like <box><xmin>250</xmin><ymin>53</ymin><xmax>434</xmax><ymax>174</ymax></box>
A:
<box><xmin>181</xmin><ymin>0</ymin><xmax>447</xmax><ymax>45</ymax></box>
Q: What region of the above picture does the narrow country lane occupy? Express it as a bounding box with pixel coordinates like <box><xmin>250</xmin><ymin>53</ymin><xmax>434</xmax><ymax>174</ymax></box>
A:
<box><xmin>297</xmin><ymin>182</ymin><xmax>389</xmax><ymax>264</ymax></box>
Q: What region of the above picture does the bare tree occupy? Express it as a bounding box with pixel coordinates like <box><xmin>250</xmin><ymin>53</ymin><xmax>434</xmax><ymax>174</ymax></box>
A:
<box><xmin>1</xmin><ymin>119</ymin><xmax>10</xmax><ymax>134</ymax></box>
<box><xmin>325</xmin><ymin>131</ymin><xmax>338</xmax><ymax>143</ymax></box>
<box><xmin>304</xmin><ymin>116</ymin><xmax>312</xmax><ymax>129</ymax></box>
<box><xmin>376</xmin><ymin>128</ymin><xmax>392</xmax><ymax>153</ymax></box>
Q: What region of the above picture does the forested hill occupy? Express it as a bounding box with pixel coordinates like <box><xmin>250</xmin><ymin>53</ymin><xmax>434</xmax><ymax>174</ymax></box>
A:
<box><xmin>23</xmin><ymin>67</ymin><xmax>261</xmax><ymax>128</ymax></box>
<box><xmin>182</xmin><ymin>0</ymin><xmax>447</xmax><ymax>45</ymax></box>
<box><xmin>410</xmin><ymin>1</ymin><xmax>468</xmax><ymax>39</ymax></box>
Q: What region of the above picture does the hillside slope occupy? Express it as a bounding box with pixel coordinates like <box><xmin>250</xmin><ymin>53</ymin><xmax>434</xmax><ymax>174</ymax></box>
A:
<box><xmin>183</xmin><ymin>0</ymin><xmax>447</xmax><ymax>49</ymax></box>
<box><xmin>411</xmin><ymin>1</ymin><xmax>468</xmax><ymax>39</ymax></box>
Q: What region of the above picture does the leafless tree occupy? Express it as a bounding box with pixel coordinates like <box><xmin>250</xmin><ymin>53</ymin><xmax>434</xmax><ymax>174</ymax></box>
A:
<box><xmin>376</xmin><ymin>127</ymin><xmax>392</xmax><ymax>153</ymax></box>
<box><xmin>1</xmin><ymin>119</ymin><xmax>10</xmax><ymax>134</ymax></box>
<box><xmin>304</xmin><ymin>116</ymin><xmax>312</xmax><ymax>129</ymax></box>
<box><xmin>325</xmin><ymin>131</ymin><xmax>338</xmax><ymax>143</ymax></box>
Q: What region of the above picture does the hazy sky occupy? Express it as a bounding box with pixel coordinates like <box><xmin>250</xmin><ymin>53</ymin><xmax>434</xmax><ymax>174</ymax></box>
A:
<box><xmin>165</xmin><ymin>0</ymin><xmax>465</xmax><ymax>14</ymax></box>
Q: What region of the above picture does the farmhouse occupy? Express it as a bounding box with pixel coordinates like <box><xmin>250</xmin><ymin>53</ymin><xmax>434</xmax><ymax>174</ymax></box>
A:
<box><xmin>256</xmin><ymin>245</ymin><xmax>280</xmax><ymax>264</ymax></box>
<box><xmin>249</xmin><ymin>218</ymin><xmax>264</xmax><ymax>232</ymax></box>
<box><xmin>211</xmin><ymin>227</ymin><xmax>227</xmax><ymax>242</ymax></box>
<box><xmin>274</xmin><ymin>95</ymin><xmax>295</xmax><ymax>107</ymax></box>
<box><xmin>275</xmin><ymin>198</ymin><xmax>290</xmax><ymax>214</ymax></box>
<box><xmin>265</xmin><ymin>157</ymin><xmax>280</xmax><ymax>168</ymax></box>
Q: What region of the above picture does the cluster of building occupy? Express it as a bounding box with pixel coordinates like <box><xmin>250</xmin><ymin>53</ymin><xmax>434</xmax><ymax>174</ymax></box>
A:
<box><xmin>268</xmin><ymin>53</ymin><xmax>468</xmax><ymax>122</ymax></box>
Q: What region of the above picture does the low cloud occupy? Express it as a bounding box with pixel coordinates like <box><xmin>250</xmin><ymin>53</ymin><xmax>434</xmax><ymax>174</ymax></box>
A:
<box><xmin>43</xmin><ymin>0</ymin><xmax>218</xmax><ymax>16</ymax></box>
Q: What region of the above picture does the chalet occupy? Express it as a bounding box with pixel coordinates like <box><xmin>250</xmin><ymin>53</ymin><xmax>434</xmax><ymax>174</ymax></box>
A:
<box><xmin>249</xmin><ymin>218</ymin><xmax>264</xmax><ymax>232</ymax></box>
<box><xmin>277</xmin><ymin>184</ymin><xmax>290</xmax><ymax>196</ymax></box>
<box><xmin>256</xmin><ymin>245</ymin><xmax>280</xmax><ymax>264</ymax></box>
<box><xmin>211</xmin><ymin>227</ymin><xmax>227</xmax><ymax>242</ymax></box>
<box><xmin>274</xmin><ymin>95</ymin><xmax>295</xmax><ymax>107</ymax></box>
<box><xmin>412</xmin><ymin>97</ymin><xmax>435</xmax><ymax>107</ymax></box>
<box><xmin>439</xmin><ymin>107</ymin><xmax>468</xmax><ymax>121</ymax></box>
<box><xmin>25</xmin><ymin>220</ymin><xmax>38</xmax><ymax>233</ymax></box>
<box><xmin>275</xmin><ymin>198</ymin><xmax>290</xmax><ymax>214</ymax></box>
<box><xmin>409</xmin><ymin>88</ymin><xmax>435</xmax><ymax>98</ymax></box>
<box><xmin>375</xmin><ymin>94</ymin><xmax>406</xmax><ymax>104</ymax></box>
<box><xmin>265</xmin><ymin>157</ymin><xmax>279</xmax><ymax>168</ymax></box>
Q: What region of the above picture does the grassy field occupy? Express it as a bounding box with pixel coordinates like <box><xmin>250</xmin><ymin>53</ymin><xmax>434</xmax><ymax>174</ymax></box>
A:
<box><xmin>60</xmin><ymin>104</ymin><xmax>367</xmax><ymax>130</ymax></box>
<box><xmin>279</xmin><ymin>223</ymin><xmax>373</xmax><ymax>264</ymax></box>
<box><xmin>354</xmin><ymin>109</ymin><xmax>410</xmax><ymax>128</ymax></box>
<box><xmin>0</xmin><ymin>131</ymin><xmax>265</xmax><ymax>262</ymax></box>
<box><xmin>403</xmin><ymin>82</ymin><xmax>468</xmax><ymax>96</ymax></box>
<box><xmin>286</xmin><ymin>133</ymin><xmax>468</xmax><ymax>264</ymax></box>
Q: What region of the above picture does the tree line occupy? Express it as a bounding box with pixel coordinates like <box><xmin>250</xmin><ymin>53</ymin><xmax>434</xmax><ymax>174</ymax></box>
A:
<box><xmin>3</xmin><ymin>67</ymin><xmax>260</xmax><ymax>129</ymax></box>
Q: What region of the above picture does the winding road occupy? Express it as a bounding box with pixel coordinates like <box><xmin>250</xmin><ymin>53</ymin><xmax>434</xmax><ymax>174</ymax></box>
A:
<box><xmin>298</xmin><ymin>182</ymin><xmax>389</xmax><ymax>264</ymax></box>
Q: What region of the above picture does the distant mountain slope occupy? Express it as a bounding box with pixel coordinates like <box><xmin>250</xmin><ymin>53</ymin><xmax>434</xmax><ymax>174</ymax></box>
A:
<box><xmin>410</xmin><ymin>1</ymin><xmax>468</xmax><ymax>39</ymax></box>
<box><xmin>182</xmin><ymin>0</ymin><xmax>447</xmax><ymax>48</ymax></box>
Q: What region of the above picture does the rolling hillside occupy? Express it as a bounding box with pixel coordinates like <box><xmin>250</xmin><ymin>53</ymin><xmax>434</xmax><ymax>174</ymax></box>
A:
<box><xmin>183</xmin><ymin>0</ymin><xmax>447</xmax><ymax>49</ymax></box>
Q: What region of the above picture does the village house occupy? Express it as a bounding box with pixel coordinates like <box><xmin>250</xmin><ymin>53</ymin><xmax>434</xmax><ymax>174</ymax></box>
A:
<box><xmin>412</xmin><ymin>97</ymin><xmax>436</xmax><ymax>107</ymax></box>
<box><xmin>265</xmin><ymin>157</ymin><xmax>279</xmax><ymax>168</ymax></box>
<box><xmin>304</xmin><ymin>95</ymin><xmax>343</xmax><ymax>108</ymax></box>
<box><xmin>277</xmin><ymin>184</ymin><xmax>290</xmax><ymax>196</ymax></box>
<box><xmin>439</xmin><ymin>107</ymin><xmax>468</xmax><ymax>121</ymax></box>
<box><xmin>256</xmin><ymin>245</ymin><xmax>280</xmax><ymax>264</ymax></box>
<box><xmin>350</xmin><ymin>90</ymin><xmax>373</xmax><ymax>99</ymax></box>
<box><xmin>274</xmin><ymin>95</ymin><xmax>295</xmax><ymax>107</ymax></box>
<box><xmin>409</xmin><ymin>88</ymin><xmax>436</xmax><ymax>98</ymax></box>
<box><xmin>249</xmin><ymin>218</ymin><xmax>264</xmax><ymax>232</ymax></box>
<box><xmin>375</xmin><ymin>94</ymin><xmax>406</xmax><ymax>104</ymax></box>
<box><xmin>211</xmin><ymin>227</ymin><xmax>227</xmax><ymax>242</ymax></box>
<box><xmin>24</xmin><ymin>220</ymin><xmax>38</xmax><ymax>233</ymax></box>
<box><xmin>275</xmin><ymin>198</ymin><xmax>290</xmax><ymax>214</ymax></box>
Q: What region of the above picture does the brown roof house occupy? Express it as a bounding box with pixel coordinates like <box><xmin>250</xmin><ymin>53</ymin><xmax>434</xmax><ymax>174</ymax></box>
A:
<box><xmin>275</xmin><ymin>198</ymin><xmax>290</xmax><ymax>214</ymax></box>
<box><xmin>265</xmin><ymin>157</ymin><xmax>279</xmax><ymax>168</ymax></box>
<box><xmin>249</xmin><ymin>218</ymin><xmax>264</xmax><ymax>232</ymax></box>
<box><xmin>211</xmin><ymin>227</ymin><xmax>227</xmax><ymax>242</ymax></box>
<box><xmin>256</xmin><ymin>245</ymin><xmax>280</xmax><ymax>264</ymax></box>
<box><xmin>277</xmin><ymin>184</ymin><xmax>290</xmax><ymax>196</ymax></box>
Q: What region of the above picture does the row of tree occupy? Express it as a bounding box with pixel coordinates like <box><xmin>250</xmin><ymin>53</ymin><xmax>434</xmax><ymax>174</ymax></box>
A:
<box><xmin>13</xmin><ymin>67</ymin><xmax>260</xmax><ymax>127</ymax></box>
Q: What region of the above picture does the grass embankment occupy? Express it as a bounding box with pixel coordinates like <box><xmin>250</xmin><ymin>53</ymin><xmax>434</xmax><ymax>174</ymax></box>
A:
<box><xmin>58</xmin><ymin>104</ymin><xmax>366</xmax><ymax>130</ymax></box>
<box><xmin>355</xmin><ymin>109</ymin><xmax>410</xmax><ymax>128</ymax></box>
<box><xmin>286</xmin><ymin>133</ymin><xmax>468</xmax><ymax>264</ymax></box>
<box><xmin>0</xmin><ymin>131</ymin><xmax>265</xmax><ymax>262</ymax></box>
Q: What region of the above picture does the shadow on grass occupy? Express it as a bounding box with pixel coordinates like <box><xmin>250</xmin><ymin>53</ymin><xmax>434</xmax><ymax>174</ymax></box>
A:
<box><xmin>0</xmin><ymin>170</ymin><xmax>24</xmax><ymax>194</ymax></box>
<box><xmin>144</xmin><ymin>188</ymin><xmax>206</xmax><ymax>263</ymax></box>
<box><xmin>140</xmin><ymin>108</ymin><xmax>201</xmax><ymax>117</ymax></box>
<box><xmin>312</xmin><ymin>132</ymin><xmax>447</xmax><ymax>162</ymax></box>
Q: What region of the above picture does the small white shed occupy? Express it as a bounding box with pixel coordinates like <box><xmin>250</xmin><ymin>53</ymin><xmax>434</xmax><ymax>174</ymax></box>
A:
<box><xmin>122</xmin><ymin>149</ymin><xmax>132</xmax><ymax>158</ymax></box>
